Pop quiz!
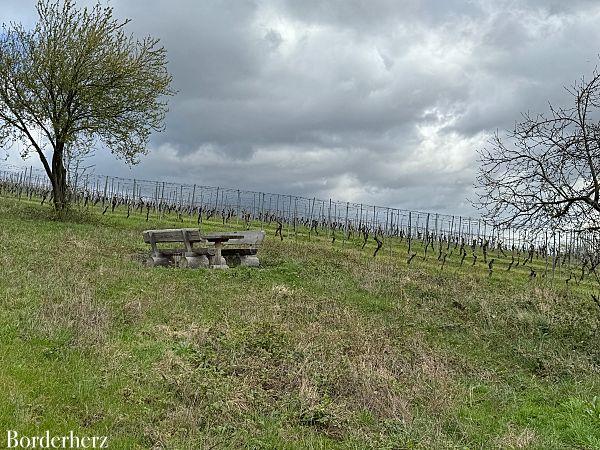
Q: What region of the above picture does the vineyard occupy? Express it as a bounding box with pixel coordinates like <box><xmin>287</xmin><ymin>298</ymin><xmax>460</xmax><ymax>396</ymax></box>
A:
<box><xmin>1</xmin><ymin>164</ymin><xmax>600</xmax><ymax>448</ymax></box>
<box><xmin>3</xmin><ymin>0</ymin><xmax>600</xmax><ymax>447</ymax></box>
<box><xmin>1</xmin><ymin>163</ymin><xmax>599</xmax><ymax>295</ymax></box>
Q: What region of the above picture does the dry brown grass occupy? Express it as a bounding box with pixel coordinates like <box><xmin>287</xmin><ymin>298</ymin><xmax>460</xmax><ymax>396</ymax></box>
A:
<box><xmin>146</xmin><ymin>277</ymin><xmax>467</xmax><ymax>445</ymax></box>
<box><xmin>29</xmin><ymin>284</ymin><xmax>110</xmax><ymax>349</ymax></box>
<box><xmin>495</xmin><ymin>425</ymin><xmax>538</xmax><ymax>449</ymax></box>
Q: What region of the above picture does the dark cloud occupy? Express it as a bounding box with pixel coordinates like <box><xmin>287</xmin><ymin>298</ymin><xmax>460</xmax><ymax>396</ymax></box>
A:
<box><xmin>4</xmin><ymin>0</ymin><xmax>600</xmax><ymax>215</ymax></box>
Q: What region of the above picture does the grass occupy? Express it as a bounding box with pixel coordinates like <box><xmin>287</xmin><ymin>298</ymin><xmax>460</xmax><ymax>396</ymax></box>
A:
<box><xmin>0</xmin><ymin>196</ymin><xmax>599</xmax><ymax>449</ymax></box>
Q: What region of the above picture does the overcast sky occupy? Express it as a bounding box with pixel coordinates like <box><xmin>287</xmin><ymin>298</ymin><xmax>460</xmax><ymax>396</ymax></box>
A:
<box><xmin>3</xmin><ymin>0</ymin><xmax>600</xmax><ymax>214</ymax></box>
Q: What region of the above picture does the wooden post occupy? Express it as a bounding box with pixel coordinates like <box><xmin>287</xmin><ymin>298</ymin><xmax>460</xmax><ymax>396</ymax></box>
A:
<box><xmin>308</xmin><ymin>197</ymin><xmax>316</xmax><ymax>239</ymax></box>
<box><xmin>260</xmin><ymin>193</ymin><xmax>265</xmax><ymax>229</ymax></box>
<box><xmin>132</xmin><ymin>179</ymin><xmax>137</xmax><ymax>212</ymax></box>
<box><xmin>27</xmin><ymin>166</ymin><xmax>33</xmax><ymax>198</ymax></box>
<box><xmin>236</xmin><ymin>189</ymin><xmax>241</xmax><ymax>225</ymax></box>
<box><xmin>385</xmin><ymin>208</ymin><xmax>390</xmax><ymax>236</ymax></box>
<box><xmin>344</xmin><ymin>202</ymin><xmax>349</xmax><ymax>246</ymax></box>
<box><xmin>448</xmin><ymin>216</ymin><xmax>454</xmax><ymax>250</ymax></box>
<box><xmin>199</xmin><ymin>187</ymin><xmax>204</xmax><ymax>229</ymax></box>
<box><xmin>544</xmin><ymin>231</ymin><xmax>549</xmax><ymax>276</ymax></box>
<box><xmin>102</xmin><ymin>176</ymin><xmax>109</xmax><ymax>207</ymax></box>
<box><xmin>160</xmin><ymin>182</ymin><xmax>165</xmax><ymax>218</ymax></box>
<box><xmin>552</xmin><ymin>231</ymin><xmax>556</xmax><ymax>281</ymax></box>
<box><xmin>190</xmin><ymin>184</ymin><xmax>196</xmax><ymax>215</ymax></box>
<box><xmin>388</xmin><ymin>209</ymin><xmax>393</xmax><ymax>257</ymax></box>
<box><xmin>359</xmin><ymin>203</ymin><xmax>363</xmax><ymax>231</ymax></box>
<box><xmin>214</xmin><ymin>187</ymin><xmax>220</xmax><ymax>213</ymax></box>
<box><xmin>293</xmin><ymin>196</ymin><xmax>298</xmax><ymax>239</ymax></box>
<box><xmin>372</xmin><ymin>205</ymin><xmax>376</xmax><ymax>234</ymax></box>
<box><xmin>424</xmin><ymin>213</ymin><xmax>430</xmax><ymax>258</ymax></box>
<box><xmin>408</xmin><ymin>211</ymin><xmax>412</xmax><ymax>254</ymax></box>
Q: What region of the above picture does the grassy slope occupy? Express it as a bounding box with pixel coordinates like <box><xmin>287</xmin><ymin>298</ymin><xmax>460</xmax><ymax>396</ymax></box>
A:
<box><xmin>0</xmin><ymin>196</ymin><xmax>599</xmax><ymax>449</ymax></box>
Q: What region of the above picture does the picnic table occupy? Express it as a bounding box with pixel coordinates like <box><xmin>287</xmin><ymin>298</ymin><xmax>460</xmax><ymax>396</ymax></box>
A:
<box><xmin>142</xmin><ymin>228</ymin><xmax>265</xmax><ymax>269</ymax></box>
<box><xmin>203</xmin><ymin>233</ymin><xmax>241</xmax><ymax>269</ymax></box>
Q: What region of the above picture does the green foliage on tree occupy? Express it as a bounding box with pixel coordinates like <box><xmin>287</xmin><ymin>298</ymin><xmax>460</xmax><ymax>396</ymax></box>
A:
<box><xmin>0</xmin><ymin>0</ymin><xmax>174</xmax><ymax>210</ymax></box>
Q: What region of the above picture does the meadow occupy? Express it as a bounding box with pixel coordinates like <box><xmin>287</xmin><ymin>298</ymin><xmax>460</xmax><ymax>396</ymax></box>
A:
<box><xmin>0</xmin><ymin>196</ymin><xmax>599</xmax><ymax>449</ymax></box>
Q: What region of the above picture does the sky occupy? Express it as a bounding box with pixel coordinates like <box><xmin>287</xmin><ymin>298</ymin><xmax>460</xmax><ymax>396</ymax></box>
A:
<box><xmin>3</xmin><ymin>0</ymin><xmax>600</xmax><ymax>215</ymax></box>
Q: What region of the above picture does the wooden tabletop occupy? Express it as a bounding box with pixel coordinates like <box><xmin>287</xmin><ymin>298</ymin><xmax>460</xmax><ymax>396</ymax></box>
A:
<box><xmin>203</xmin><ymin>234</ymin><xmax>242</xmax><ymax>243</ymax></box>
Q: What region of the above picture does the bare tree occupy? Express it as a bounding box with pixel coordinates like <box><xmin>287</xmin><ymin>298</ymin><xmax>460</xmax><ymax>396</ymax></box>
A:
<box><xmin>476</xmin><ymin>69</ymin><xmax>600</xmax><ymax>235</ymax></box>
<box><xmin>0</xmin><ymin>0</ymin><xmax>174</xmax><ymax>210</ymax></box>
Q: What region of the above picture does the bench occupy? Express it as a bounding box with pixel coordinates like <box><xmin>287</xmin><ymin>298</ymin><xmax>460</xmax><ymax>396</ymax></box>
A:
<box><xmin>142</xmin><ymin>228</ymin><xmax>265</xmax><ymax>268</ymax></box>
<box><xmin>143</xmin><ymin>228</ymin><xmax>210</xmax><ymax>267</ymax></box>
<box><xmin>218</xmin><ymin>230</ymin><xmax>265</xmax><ymax>267</ymax></box>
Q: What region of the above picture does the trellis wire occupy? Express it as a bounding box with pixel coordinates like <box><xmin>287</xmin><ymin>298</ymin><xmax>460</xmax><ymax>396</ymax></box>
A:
<box><xmin>0</xmin><ymin>163</ymin><xmax>592</xmax><ymax>264</ymax></box>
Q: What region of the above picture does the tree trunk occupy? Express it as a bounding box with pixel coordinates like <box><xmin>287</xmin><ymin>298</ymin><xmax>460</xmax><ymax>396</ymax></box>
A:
<box><xmin>51</xmin><ymin>142</ymin><xmax>68</xmax><ymax>211</ymax></box>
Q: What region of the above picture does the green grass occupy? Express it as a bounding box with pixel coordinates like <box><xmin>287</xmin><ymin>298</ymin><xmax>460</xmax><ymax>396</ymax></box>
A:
<box><xmin>0</xmin><ymin>196</ymin><xmax>599</xmax><ymax>449</ymax></box>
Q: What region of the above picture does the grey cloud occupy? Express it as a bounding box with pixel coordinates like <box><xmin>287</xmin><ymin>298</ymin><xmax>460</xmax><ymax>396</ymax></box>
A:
<box><xmin>4</xmin><ymin>0</ymin><xmax>600</xmax><ymax>215</ymax></box>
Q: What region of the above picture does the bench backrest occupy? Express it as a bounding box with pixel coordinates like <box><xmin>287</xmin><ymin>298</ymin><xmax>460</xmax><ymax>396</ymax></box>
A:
<box><xmin>143</xmin><ymin>228</ymin><xmax>205</xmax><ymax>244</ymax></box>
<box><xmin>143</xmin><ymin>229</ymin><xmax>266</xmax><ymax>247</ymax></box>
<box><xmin>143</xmin><ymin>228</ymin><xmax>265</xmax><ymax>251</ymax></box>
